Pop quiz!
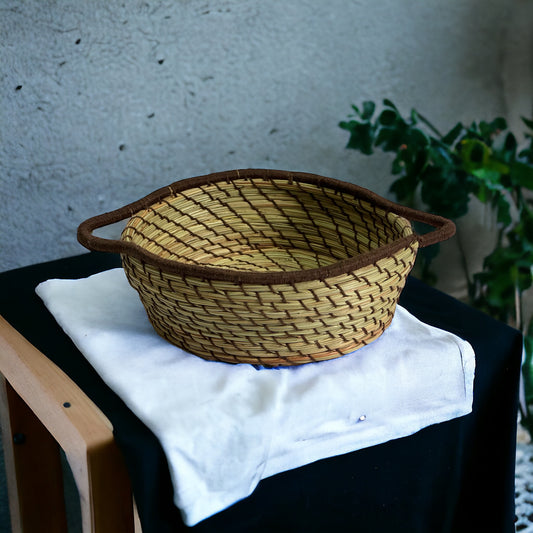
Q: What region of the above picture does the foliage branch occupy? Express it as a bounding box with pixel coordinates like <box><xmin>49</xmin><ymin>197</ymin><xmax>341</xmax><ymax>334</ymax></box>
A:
<box><xmin>340</xmin><ymin>99</ymin><xmax>533</xmax><ymax>431</ymax></box>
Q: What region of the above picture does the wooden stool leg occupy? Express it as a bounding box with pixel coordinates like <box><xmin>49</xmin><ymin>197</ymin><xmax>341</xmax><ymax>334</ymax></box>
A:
<box><xmin>0</xmin><ymin>316</ymin><xmax>135</xmax><ymax>533</ymax></box>
<box><xmin>0</xmin><ymin>377</ymin><xmax>68</xmax><ymax>533</ymax></box>
<box><xmin>64</xmin><ymin>430</ymin><xmax>135</xmax><ymax>533</ymax></box>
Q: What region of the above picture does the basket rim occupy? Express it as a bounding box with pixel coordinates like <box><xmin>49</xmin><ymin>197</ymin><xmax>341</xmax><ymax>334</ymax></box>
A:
<box><xmin>78</xmin><ymin>169</ymin><xmax>455</xmax><ymax>284</ymax></box>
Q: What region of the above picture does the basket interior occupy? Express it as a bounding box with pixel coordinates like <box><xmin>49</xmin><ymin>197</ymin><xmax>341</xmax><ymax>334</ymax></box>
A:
<box><xmin>121</xmin><ymin>177</ymin><xmax>414</xmax><ymax>273</ymax></box>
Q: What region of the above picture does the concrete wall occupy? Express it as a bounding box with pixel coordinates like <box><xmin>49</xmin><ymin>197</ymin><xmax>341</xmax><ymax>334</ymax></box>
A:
<box><xmin>2</xmin><ymin>0</ymin><xmax>532</xmax><ymax>294</ymax></box>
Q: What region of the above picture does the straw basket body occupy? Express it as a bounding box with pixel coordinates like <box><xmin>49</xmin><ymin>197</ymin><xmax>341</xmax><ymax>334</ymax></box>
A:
<box><xmin>78</xmin><ymin>169</ymin><xmax>455</xmax><ymax>366</ymax></box>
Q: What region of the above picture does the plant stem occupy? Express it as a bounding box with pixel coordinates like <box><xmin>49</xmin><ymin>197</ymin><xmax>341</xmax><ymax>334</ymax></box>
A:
<box><xmin>416</xmin><ymin>111</ymin><xmax>444</xmax><ymax>139</ymax></box>
<box><xmin>455</xmin><ymin>227</ymin><xmax>473</xmax><ymax>292</ymax></box>
<box><xmin>516</xmin><ymin>283</ymin><xmax>523</xmax><ymax>332</ymax></box>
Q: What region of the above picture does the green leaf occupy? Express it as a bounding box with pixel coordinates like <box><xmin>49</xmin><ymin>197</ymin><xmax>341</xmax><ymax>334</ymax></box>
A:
<box><xmin>391</xmin><ymin>155</ymin><xmax>404</xmax><ymax>175</ymax></box>
<box><xmin>474</xmin><ymin>253</ymin><xmax>517</xmax><ymax>311</ymax></box>
<box><xmin>479</xmin><ymin>118</ymin><xmax>507</xmax><ymax>140</ymax></box>
<box><xmin>526</xmin><ymin>334</ymin><xmax>533</xmax><ymax>357</ymax></box>
<box><xmin>471</xmin><ymin>167</ymin><xmax>505</xmax><ymax>186</ymax></box>
<box><xmin>428</xmin><ymin>145</ymin><xmax>455</xmax><ymax>166</ymax></box>
<box><xmin>392</xmin><ymin>134</ymin><xmax>430</xmax><ymax>177</ymax></box>
<box><xmin>339</xmin><ymin>120</ymin><xmax>351</xmax><ymax>131</ymax></box>
<box><xmin>504</xmin><ymin>132</ymin><xmax>518</xmax><ymax>154</ymax></box>
<box><xmin>374</xmin><ymin>127</ymin><xmax>393</xmax><ymax>146</ymax></box>
<box><xmin>419</xmin><ymin>166</ymin><xmax>470</xmax><ymax>219</ymax></box>
<box><xmin>458</xmin><ymin>139</ymin><xmax>492</xmax><ymax>171</ymax></box>
<box><xmin>510</xmin><ymin>161</ymin><xmax>533</xmax><ymax>190</ymax></box>
<box><xmin>375</xmin><ymin>126</ymin><xmax>407</xmax><ymax>152</ymax></box>
<box><xmin>471</xmin><ymin>143</ymin><xmax>485</xmax><ymax>163</ymax></box>
<box><xmin>378</xmin><ymin>109</ymin><xmax>398</xmax><ymax>126</ymax></box>
<box><xmin>343</xmin><ymin>121</ymin><xmax>375</xmax><ymax>155</ymax></box>
<box><xmin>361</xmin><ymin>101</ymin><xmax>376</xmax><ymax>121</ymax></box>
<box><xmin>495</xmin><ymin>194</ymin><xmax>512</xmax><ymax>226</ymax></box>
<box><xmin>522</xmin><ymin>117</ymin><xmax>533</xmax><ymax>130</ymax></box>
<box><xmin>407</xmin><ymin>127</ymin><xmax>430</xmax><ymax>147</ymax></box>
<box><xmin>474</xmin><ymin>182</ymin><xmax>488</xmax><ymax>203</ymax></box>
<box><xmin>441</xmin><ymin>122</ymin><xmax>464</xmax><ymax>146</ymax></box>
<box><xmin>390</xmin><ymin>175</ymin><xmax>419</xmax><ymax>202</ymax></box>
<box><xmin>411</xmin><ymin>148</ymin><xmax>430</xmax><ymax>177</ymax></box>
<box><xmin>492</xmin><ymin>117</ymin><xmax>507</xmax><ymax>131</ymax></box>
<box><xmin>383</xmin><ymin>98</ymin><xmax>399</xmax><ymax>111</ymax></box>
<box><xmin>520</xmin><ymin>209</ymin><xmax>533</xmax><ymax>243</ymax></box>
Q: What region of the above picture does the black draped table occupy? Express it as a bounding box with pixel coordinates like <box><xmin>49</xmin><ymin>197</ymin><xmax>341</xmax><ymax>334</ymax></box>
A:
<box><xmin>0</xmin><ymin>252</ymin><xmax>523</xmax><ymax>533</ymax></box>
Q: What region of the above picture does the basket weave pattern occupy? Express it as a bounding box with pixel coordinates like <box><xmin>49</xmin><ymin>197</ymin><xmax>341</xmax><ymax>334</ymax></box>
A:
<box><xmin>120</xmin><ymin>175</ymin><xmax>418</xmax><ymax>365</ymax></box>
<box><xmin>78</xmin><ymin>169</ymin><xmax>455</xmax><ymax>366</ymax></box>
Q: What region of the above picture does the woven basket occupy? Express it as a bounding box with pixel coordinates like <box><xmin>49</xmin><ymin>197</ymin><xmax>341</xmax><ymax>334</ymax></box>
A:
<box><xmin>78</xmin><ymin>169</ymin><xmax>455</xmax><ymax>366</ymax></box>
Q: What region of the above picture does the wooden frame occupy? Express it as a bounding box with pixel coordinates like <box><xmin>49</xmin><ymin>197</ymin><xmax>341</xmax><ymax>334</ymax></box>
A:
<box><xmin>0</xmin><ymin>315</ymin><xmax>141</xmax><ymax>533</ymax></box>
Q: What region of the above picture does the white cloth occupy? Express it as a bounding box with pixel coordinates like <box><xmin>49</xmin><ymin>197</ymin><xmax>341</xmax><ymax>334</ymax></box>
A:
<box><xmin>36</xmin><ymin>268</ymin><xmax>475</xmax><ymax>526</ymax></box>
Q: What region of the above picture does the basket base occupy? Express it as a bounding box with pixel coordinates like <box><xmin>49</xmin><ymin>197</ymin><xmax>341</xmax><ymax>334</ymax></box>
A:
<box><xmin>145</xmin><ymin>303</ymin><xmax>396</xmax><ymax>367</ymax></box>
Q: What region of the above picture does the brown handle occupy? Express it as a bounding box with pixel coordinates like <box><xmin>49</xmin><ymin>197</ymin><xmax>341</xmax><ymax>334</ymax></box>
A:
<box><xmin>77</xmin><ymin>209</ymin><xmax>132</xmax><ymax>255</ymax></box>
<box><xmin>78</xmin><ymin>195</ymin><xmax>455</xmax><ymax>258</ymax></box>
<box><xmin>77</xmin><ymin>170</ymin><xmax>456</xmax><ymax>271</ymax></box>
<box><xmin>393</xmin><ymin>204</ymin><xmax>456</xmax><ymax>248</ymax></box>
<box><xmin>77</xmin><ymin>182</ymin><xmax>176</xmax><ymax>255</ymax></box>
<box><xmin>77</xmin><ymin>171</ymin><xmax>244</xmax><ymax>254</ymax></box>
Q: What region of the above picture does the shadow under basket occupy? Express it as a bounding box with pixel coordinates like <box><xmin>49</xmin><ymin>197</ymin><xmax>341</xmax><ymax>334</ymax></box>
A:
<box><xmin>78</xmin><ymin>169</ymin><xmax>455</xmax><ymax>366</ymax></box>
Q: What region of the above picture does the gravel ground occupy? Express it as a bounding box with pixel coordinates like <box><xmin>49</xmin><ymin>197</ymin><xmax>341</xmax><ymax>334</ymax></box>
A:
<box><xmin>516</xmin><ymin>425</ymin><xmax>533</xmax><ymax>532</ymax></box>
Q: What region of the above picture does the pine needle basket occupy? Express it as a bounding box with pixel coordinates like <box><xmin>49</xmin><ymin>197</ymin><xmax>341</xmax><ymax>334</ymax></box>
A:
<box><xmin>78</xmin><ymin>169</ymin><xmax>455</xmax><ymax>366</ymax></box>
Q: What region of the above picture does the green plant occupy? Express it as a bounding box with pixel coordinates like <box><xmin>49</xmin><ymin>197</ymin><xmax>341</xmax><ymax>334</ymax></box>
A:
<box><xmin>340</xmin><ymin>99</ymin><xmax>533</xmax><ymax>432</ymax></box>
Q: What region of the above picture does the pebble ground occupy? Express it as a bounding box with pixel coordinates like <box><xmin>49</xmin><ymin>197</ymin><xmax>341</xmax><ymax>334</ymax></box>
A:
<box><xmin>516</xmin><ymin>425</ymin><xmax>533</xmax><ymax>531</ymax></box>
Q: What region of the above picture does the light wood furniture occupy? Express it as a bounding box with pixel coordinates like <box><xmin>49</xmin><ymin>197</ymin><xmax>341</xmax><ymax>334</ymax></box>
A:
<box><xmin>0</xmin><ymin>315</ymin><xmax>140</xmax><ymax>533</ymax></box>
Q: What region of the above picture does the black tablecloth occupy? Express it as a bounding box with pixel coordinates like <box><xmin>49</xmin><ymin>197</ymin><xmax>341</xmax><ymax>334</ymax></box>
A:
<box><xmin>0</xmin><ymin>252</ymin><xmax>523</xmax><ymax>533</ymax></box>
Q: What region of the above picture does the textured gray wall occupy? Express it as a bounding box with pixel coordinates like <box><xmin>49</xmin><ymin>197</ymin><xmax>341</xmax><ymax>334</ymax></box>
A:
<box><xmin>1</xmin><ymin>0</ymin><xmax>531</xmax><ymax>279</ymax></box>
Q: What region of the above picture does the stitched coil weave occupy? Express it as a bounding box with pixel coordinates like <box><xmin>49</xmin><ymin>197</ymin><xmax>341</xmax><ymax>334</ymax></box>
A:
<box><xmin>119</xmin><ymin>172</ymin><xmax>419</xmax><ymax>365</ymax></box>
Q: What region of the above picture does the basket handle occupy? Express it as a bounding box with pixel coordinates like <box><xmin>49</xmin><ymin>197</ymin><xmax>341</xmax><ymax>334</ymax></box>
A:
<box><xmin>78</xmin><ymin>169</ymin><xmax>456</xmax><ymax>256</ymax></box>
<box><xmin>77</xmin><ymin>195</ymin><xmax>160</xmax><ymax>255</ymax></box>
<box><xmin>78</xmin><ymin>191</ymin><xmax>456</xmax><ymax>254</ymax></box>
<box><xmin>395</xmin><ymin>204</ymin><xmax>456</xmax><ymax>248</ymax></box>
